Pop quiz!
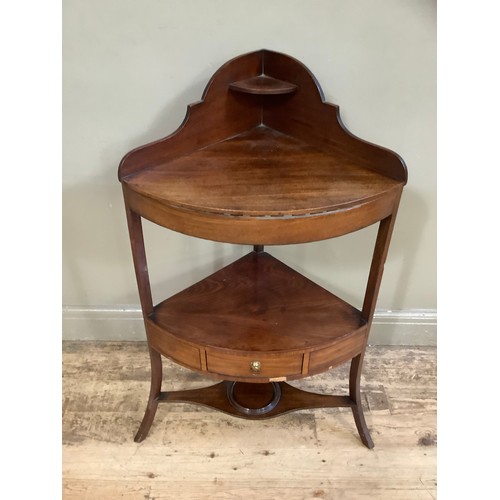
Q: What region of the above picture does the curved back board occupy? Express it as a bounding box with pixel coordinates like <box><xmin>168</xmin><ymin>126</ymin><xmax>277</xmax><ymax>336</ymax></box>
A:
<box><xmin>119</xmin><ymin>49</ymin><xmax>407</xmax><ymax>183</ymax></box>
<box><xmin>261</xmin><ymin>50</ymin><xmax>407</xmax><ymax>182</ymax></box>
<box><xmin>119</xmin><ymin>51</ymin><xmax>262</xmax><ymax>179</ymax></box>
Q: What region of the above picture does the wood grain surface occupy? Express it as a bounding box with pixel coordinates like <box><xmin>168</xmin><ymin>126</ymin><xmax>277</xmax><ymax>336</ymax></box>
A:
<box><xmin>229</xmin><ymin>75</ymin><xmax>298</xmax><ymax>95</ymax></box>
<box><xmin>117</xmin><ymin>48</ymin><xmax>408</xmax><ymax>460</ymax></box>
<box><xmin>62</xmin><ymin>342</ymin><xmax>436</xmax><ymax>499</ymax></box>
<box><xmin>126</xmin><ymin>127</ymin><xmax>402</xmax><ymax>217</ymax></box>
<box><xmin>152</xmin><ymin>251</ymin><xmax>365</xmax><ymax>352</ymax></box>
<box><xmin>147</xmin><ymin>251</ymin><xmax>368</xmax><ymax>383</ymax></box>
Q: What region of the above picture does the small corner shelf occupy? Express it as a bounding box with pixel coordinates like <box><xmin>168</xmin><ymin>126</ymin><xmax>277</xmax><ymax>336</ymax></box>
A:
<box><xmin>118</xmin><ymin>49</ymin><xmax>407</xmax><ymax>448</ymax></box>
<box><xmin>229</xmin><ymin>74</ymin><xmax>297</xmax><ymax>95</ymax></box>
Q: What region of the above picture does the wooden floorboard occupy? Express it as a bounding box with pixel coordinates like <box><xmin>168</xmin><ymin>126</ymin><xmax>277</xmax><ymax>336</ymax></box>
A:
<box><xmin>62</xmin><ymin>342</ymin><xmax>436</xmax><ymax>499</ymax></box>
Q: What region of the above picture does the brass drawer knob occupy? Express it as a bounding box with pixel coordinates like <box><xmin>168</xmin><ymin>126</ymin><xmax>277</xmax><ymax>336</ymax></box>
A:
<box><xmin>250</xmin><ymin>360</ymin><xmax>261</xmax><ymax>373</ymax></box>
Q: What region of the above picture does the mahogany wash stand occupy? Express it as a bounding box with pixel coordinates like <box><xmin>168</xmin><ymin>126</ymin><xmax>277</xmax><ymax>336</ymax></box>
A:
<box><xmin>118</xmin><ymin>50</ymin><xmax>407</xmax><ymax>448</ymax></box>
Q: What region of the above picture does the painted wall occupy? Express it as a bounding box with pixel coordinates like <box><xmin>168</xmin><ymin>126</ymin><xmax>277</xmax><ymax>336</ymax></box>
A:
<box><xmin>63</xmin><ymin>0</ymin><xmax>436</xmax><ymax>337</ymax></box>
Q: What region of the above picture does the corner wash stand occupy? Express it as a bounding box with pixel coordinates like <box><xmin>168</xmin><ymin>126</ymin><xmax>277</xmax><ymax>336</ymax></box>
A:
<box><xmin>118</xmin><ymin>50</ymin><xmax>407</xmax><ymax>448</ymax></box>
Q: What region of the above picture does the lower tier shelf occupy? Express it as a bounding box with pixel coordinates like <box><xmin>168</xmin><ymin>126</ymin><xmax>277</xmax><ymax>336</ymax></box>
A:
<box><xmin>146</xmin><ymin>251</ymin><xmax>367</xmax><ymax>383</ymax></box>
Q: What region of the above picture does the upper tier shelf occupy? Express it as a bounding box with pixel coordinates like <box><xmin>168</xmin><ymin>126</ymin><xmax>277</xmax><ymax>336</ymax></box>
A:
<box><xmin>119</xmin><ymin>49</ymin><xmax>406</xmax><ymax>244</ymax></box>
<box><xmin>228</xmin><ymin>75</ymin><xmax>298</xmax><ymax>95</ymax></box>
<box><xmin>125</xmin><ymin>126</ymin><xmax>402</xmax><ymax>218</ymax></box>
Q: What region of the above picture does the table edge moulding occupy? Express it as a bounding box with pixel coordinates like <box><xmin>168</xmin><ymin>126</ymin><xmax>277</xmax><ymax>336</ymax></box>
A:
<box><xmin>118</xmin><ymin>49</ymin><xmax>407</xmax><ymax>448</ymax></box>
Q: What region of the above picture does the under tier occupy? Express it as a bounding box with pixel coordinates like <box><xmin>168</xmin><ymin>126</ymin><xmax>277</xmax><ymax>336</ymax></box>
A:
<box><xmin>146</xmin><ymin>251</ymin><xmax>367</xmax><ymax>383</ymax></box>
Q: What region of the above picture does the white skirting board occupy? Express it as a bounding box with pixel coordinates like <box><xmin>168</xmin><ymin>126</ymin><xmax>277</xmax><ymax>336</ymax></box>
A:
<box><xmin>62</xmin><ymin>307</ymin><xmax>436</xmax><ymax>346</ymax></box>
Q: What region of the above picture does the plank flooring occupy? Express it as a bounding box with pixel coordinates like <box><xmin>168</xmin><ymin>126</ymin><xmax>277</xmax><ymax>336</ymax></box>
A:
<box><xmin>62</xmin><ymin>342</ymin><xmax>436</xmax><ymax>499</ymax></box>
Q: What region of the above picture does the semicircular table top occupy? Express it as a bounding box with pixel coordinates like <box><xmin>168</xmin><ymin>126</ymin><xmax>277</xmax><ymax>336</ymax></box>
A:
<box><xmin>124</xmin><ymin>126</ymin><xmax>402</xmax><ymax>218</ymax></box>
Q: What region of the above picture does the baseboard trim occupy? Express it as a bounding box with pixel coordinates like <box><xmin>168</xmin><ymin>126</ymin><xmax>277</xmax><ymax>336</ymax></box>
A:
<box><xmin>367</xmin><ymin>310</ymin><xmax>436</xmax><ymax>346</ymax></box>
<box><xmin>62</xmin><ymin>306</ymin><xmax>436</xmax><ymax>346</ymax></box>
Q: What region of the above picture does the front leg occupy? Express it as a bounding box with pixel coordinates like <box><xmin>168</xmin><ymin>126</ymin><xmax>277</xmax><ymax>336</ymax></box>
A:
<box><xmin>349</xmin><ymin>353</ymin><xmax>374</xmax><ymax>449</ymax></box>
<box><xmin>134</xmin><ymin>347</ymin><xmax>163</xmax><ymax>442</ymax></box>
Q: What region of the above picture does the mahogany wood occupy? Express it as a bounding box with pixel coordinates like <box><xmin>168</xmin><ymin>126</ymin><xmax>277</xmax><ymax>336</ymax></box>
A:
<box><xmin>261</xmin><ymin>50</ymin><xmax>407</xmax><ymax>183</ymax></box>
<box><xmin>147</xmin><ymin>320</ymin><xmax>202</xmax><ymax>372</ymax></box>
<box><xmin>350</xmin><ymin>353</ymin><xmax>374</xmax><ymax>449</ymax></box>
<box><xmin>134</xmin><ymin>347</ymin><xmax>162</xmax><ymax>443</ymax></box>
<box><xmin>156</xmin><ymin>381</ymin><xmax>356</xmax><ymax>420</ymax></box>
<box><xmin>348</xmin><ymin>202</ymin><xmax>402</xmax><ymax>449</ymax></box>
<box><xmin>361</xmin><ymin>207</ymin><xmax>402</xmax><ymax>324</ymax></box>
<box><xmin>123</xmin><ymin>181</ymin><xmax>400</xmax><ymax>245</ymax></box>
<box><xmin>145</xmin><ymin>252</ymin><xmax>368</xmax><ymax>383</ymax></box>
<box><xmin>125</xmin><ymin>127</ymin><xmax>401</xmax><ymax>217</ymax></box>
<box><xmin>229</xmin><ymin>75</ymin><xmax>297</xmax><ymax>95</ymax></box>
<box><xmin>119</xmin><ymin>49</ymin><xmax>407</xmax><ymax>448</ymax></box>
<box><xmin>124</xmin><ymin>203</ymin><xmax>153</xmax><ymax>316</ymax></box>
<box><xmin>152</xmin><ymin>252</ymin><xmax>365</xmax><ymax>352</ymax></box>
<box><xmin>118</xmin><ymin>51</ymin><xmax>263</xmax><ymax>179</ymax></box>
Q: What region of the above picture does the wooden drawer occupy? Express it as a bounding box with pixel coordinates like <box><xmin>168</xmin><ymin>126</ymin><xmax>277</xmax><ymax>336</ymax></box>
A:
<box><xmin>206</xmin><ymin>349</ymin><xmax>303</xmax><ymax>380</ymax></box>
<box><xmin>147</xmin><ymin>320</ymin><xmax>201</xmax><ymax>371</ymax></box>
